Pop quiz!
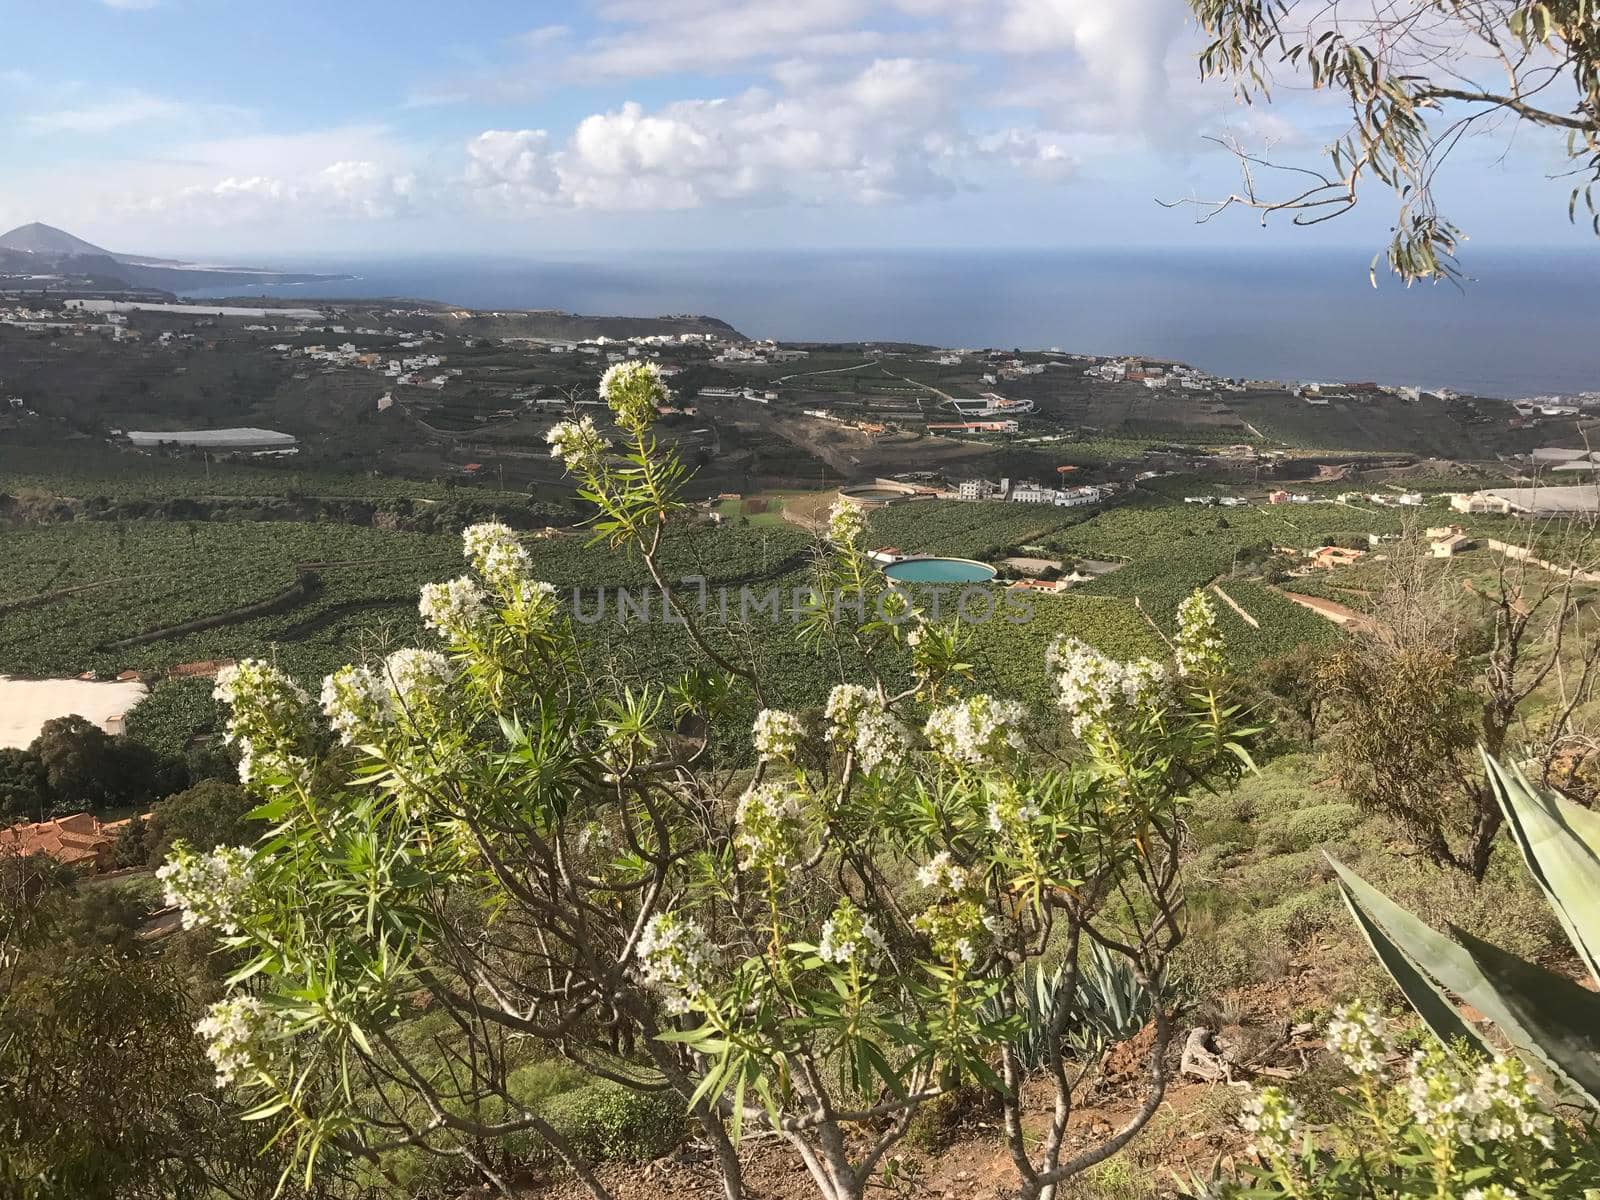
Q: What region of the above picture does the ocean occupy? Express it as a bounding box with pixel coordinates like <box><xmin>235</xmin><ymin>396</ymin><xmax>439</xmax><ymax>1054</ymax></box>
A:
<box><xmin>181</xmin><ymin>247</ymin><xmax>1600</xmax><ymax>398</ymax></box>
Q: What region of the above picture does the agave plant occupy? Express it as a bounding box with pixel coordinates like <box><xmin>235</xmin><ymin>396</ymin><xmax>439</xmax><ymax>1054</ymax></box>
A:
<box><xmin>985</xmin><ymin>942</ymin><xmax>1158</xmax><ymax>1071</ymax></box>
<box><xmin>1330</xmin><ymin>752</ymin><xmax>1600</xmax><ymax>1107</ymax></box>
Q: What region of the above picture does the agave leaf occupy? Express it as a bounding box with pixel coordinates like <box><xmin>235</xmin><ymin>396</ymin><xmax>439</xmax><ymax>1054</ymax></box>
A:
<box><xmin>1329</xmin><ymin>857</ymin><xmax>1487</xmax><ymax>1058</ymax></box>
<box><xmin>1333</xmin><ymin>857</ymin><xmax>1599</xmax><ymax>1105</ymax></box>
<box><xmin>1488</xmin><ymin>754</ymin><xmax>1600</xmax><ymax>982</ymax></box>
<box><xmin>1450</xmin><ymin>925</ymin><xmax>1600</xmax><ymax>1107</ymax></box>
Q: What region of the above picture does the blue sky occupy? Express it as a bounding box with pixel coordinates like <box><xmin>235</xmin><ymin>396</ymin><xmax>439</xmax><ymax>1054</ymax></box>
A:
<box><xmin>0</xmin><ymin>0</ymin><xmax>1591</xmax><ymax>260</ymax></box>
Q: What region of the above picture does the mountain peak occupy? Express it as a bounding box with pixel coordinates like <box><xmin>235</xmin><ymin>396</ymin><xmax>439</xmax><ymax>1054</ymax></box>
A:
<box><xmin>0</xmin><ymin>222</ymin><xmax>113</xmax><ymax>258</ymax></box>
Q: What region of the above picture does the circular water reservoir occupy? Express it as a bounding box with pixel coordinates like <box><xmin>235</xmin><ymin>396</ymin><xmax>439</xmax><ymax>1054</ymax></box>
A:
<box><xmin>883</xmin><ymin>558</ymin><xmax>998</xmax><ymax>584</ymax></box>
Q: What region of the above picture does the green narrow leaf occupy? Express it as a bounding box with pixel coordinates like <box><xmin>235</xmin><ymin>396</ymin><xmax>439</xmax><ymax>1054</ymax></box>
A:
<box><xmin>241</xmin><ymin>1098</ymin><xmax>290</xmax><ymax>1121</ymax></box>
<box><xmin>860</xmin><ymin>1040</ymin><xmax>906</xmax><ymax>1100</ymax></box>
<box><xmin>1329</xmin><ymin>861</ymin><xmax>1487</xmax><ymax>1056</ymax></box>
<box><xmin>1451</xmin><ymin>925</ymin><xmax>1600</xmax><ymax>1106</ymax></box>
<box><xmin>687</xmin><ymin>1054</ymin><xmax>732</xmax><ymax>1112</ymax></box>
<box><xmin>1488</xmin><ymin>755</ymin><xmax>1600</xmax><ymax>982</ymax></box>
<box><xmin>1332</xmin><ymin>857</ymin><xmax>1599</xmax><ymax>1105</ymax></box>
<box><xmin>729</xmin><ymin>1072</ymin><xmax>747</xmax><ymax>1146</ymax></box>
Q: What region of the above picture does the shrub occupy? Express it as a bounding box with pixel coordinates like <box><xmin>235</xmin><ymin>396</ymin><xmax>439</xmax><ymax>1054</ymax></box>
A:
<box><xmin>508</xmin><ymin>1059</ymin><xmax>591</xmax><ymax>1107</ymax></box>
<box><xmin>540</xmin><ymin>1080</ymin><xmax>684</xmax><ymax>1163</ymax></box>
<box><xmin>161</xmin><ymin>363</ymin><xmax>1263</xmax><ymax>1200</ymax></box>
<box><xmin>1260</xmin><ymin>802</ymin><xmax>1362</xmax><ymax>853</ymax></box>
<box><xmin>1228</xmin><ymin>1003</ymin><xmax>1600</xmax><ymax>1198</ymax></box>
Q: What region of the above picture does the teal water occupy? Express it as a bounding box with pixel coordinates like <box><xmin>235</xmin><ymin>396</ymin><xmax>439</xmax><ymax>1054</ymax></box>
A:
<box><xmin>884</xmin><ymin>558</ymin><xmax>997</xmax><ymax>584</ymax></box>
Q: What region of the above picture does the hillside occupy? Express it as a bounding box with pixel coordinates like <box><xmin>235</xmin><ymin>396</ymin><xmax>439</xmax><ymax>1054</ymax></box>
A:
<box><xmin>0</xmin><ymin>221</ymin><xmax>344</xmax><ymax>293</ymax></box>
<box><xmin>0</xmin><ymin>222</ymin><xmax>113</xmax><ymax>257</ymax></box>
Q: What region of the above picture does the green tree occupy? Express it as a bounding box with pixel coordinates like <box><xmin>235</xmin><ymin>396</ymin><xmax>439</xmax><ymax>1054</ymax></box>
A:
<box><xmin>1184</xmin><ymin>0</ymin><xmax>1600</xmax><ymax>281</ymax></box>
<box><xmin>30</xmin><ymin>716</ymin><xmax>123</xmax><ymax>811</ymax></box>
<box><xmin>1320</xmin><ymin>532</ymin><xmax>1600</xmax><ymax>877</ymax></box>
<box><xmin>29</xmin><ymin>716</ymin><xmax>186</xmax><ymax>815</ymax></box>
<box><xmin>0</xmin><ymin>947</ymin><xmax>343</xmax><ymax>1200</ymax></box>
<box><xmin>1258</xmin><ymin>643</ymin><xmax>1330</xmax><ymax>748</ymax></box>
<box><xmin>144</xmin><ymin>779</ymin><xmax>253</xmax><ymax>862</ymax></box>
<box><xmin>0</xmin><ymin>747</ymin><xmax>48</xmax><ymax>821</ymax></box>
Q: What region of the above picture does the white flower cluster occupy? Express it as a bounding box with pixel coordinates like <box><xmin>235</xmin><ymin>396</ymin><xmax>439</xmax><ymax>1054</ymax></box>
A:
<box><xmin>915</xmin><ymin>850</ymin><xmax>968</xmax><ymax>898</ymax></box>
<box><xmin>384</xmin><ymin>647</ymin><xmax>456</xmax><ymax>707</ymax></box>
<box><xmin>1463</xmin><ymin>1187</ymin><xmax>1519</xmax><ymax>1200</ymax></box>
<box><xmin>196</xmin><ymin>995</ymin><xmax>283</xmax><ymax>1088</ymax></box>
<box><xmin>213</xmin><ymin>659</ymin><xmax>313</xmax><ymax>788</ymax></box>
<box><xmin>923</xmin><ymin>694</ymin><xmax>1026</xmax><ymax>767</ymax></box>
<box><xmin>214</xmin><ymin>658</ymin><xmax>311</xmax><ymax>718</ymax></box>
<box><xmin>1240</xmin><ymin>1086</ymin><xmax>1300</xmax><ymax>1160</ymax></box>
<box><xmin>824</xmin><ymin>684</ymin><xmax>906</xmax><ymax>775</ymax></box>
<box><xmin>1326</xmin><ymin>1000</ymin><xmax>1388</xmax><ymax>1076</ymax></box>
<box><xmin>1175</xmin><ymin>589</ymin><xmax>1226</xmax><ymax>678</ymax></box>
<box><xmin>319</xmin><ymin>649</ymin><xmax>456</xmax><ymax>745</ymax></box>
<box><xmin>752</xmin><ymin>708</ymin><xmax>804</xmax><ymax>762</ymax></box>
<box><xmin>817</xmin><ymin>897</ymin><xmax>886</xmax><ymax>968</ymax></box>
<box><xmin>546</xmin><ymin>414</ymin><xmax>613</xmax><ymax>474</ymax></box>
<box><xmin>419</xmin><ymin>574</ymin><xmax>487</xmax><ymax>638</ymax></box>
<box><xmin>319</xmin><ymin>663</ymin><xmax>392</xmax><ymax>746</ymax></box>
<box><xmin>982</xmin><ymin>909</ymin><xmax>1014</xmax><ymax>940</ymax></box>
<box><xmin>912</xmin><ymin>897</ymin><xmax>984</xmax><ymax>968</ymax></box>
<box><xmin>1046</xmin><ymin>636</ymin><xmax>1167</xmax><ymax>738</ymax></box>
<box><xmin>599</xmin><ymin>360</ymin><xmax>664</xmax><ymax>430</ymax></box>
<box><xmin>462</xmin><ymin>521</ymin><xmax>533</xmax><ymax>594</ymax></box>
<box><xmin>986</xmin><ymin>785</ymin><xmax>1043</xmax><ymax>835</ymax></box>
<box><xmin>1404</xmin><ymin>1044</ymin><xmax>1554</xmax><ymax>1149</ymax></box>
<box><xmin>827</xmin><ymin>497</ymin><xmax>867</xmax><ymax>548</ymax></box>
<box><xmin>158</xmin><ymin>844</ymin><xmax>257</xmax><ymax>934</ymax></box>
<box><xmin>636</xmin><ymin>912</ymin><xmax>718</xmax><ymax>1015</ymax></box>
<box><xmin>733</xmin><ymin>781</ymin><xmax>805</xmax><ymax>879</ymax></box>
<box><xmin>574</xmin><ymin>822</ymin><xmax>614</xmax><ymax>856</ymax></box>
<box><xmin>1470</xmin><ymin>1056</ymin><xmax>1554</xmax><ymax>1147</ymax></box>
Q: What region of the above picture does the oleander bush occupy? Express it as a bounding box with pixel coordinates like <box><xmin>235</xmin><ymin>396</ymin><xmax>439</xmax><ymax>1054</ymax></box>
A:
<box><xmin>154</xmin><ymin>362</ymin><xmax>1263</xmax><ymax>1200</ymax></box>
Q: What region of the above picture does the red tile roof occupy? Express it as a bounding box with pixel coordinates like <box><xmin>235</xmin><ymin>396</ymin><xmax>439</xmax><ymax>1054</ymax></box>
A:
<box><xmin>0</xmin><ymin>813</ymin><xmax>133</xmax><ymax>872</ymax></box>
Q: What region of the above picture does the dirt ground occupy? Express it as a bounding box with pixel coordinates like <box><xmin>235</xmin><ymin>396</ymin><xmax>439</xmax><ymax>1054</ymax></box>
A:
<box><xmin>534</xmin><ymin>980</ymin><xmax>1344</xmax><ymax>1200</ymax></box>
<box><xmin>537</xmin><ymin>1075</ymin><xmax>1254</xmax><ymax>1200</ymax></box>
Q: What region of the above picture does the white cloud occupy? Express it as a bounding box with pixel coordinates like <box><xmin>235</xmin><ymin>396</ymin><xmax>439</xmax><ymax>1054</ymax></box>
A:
<box><xmin>26</xmin><ymin>92</ymin><xmax>188</xmax><ymax>134</ymax></box>
<box><xmin>69</xmin><ymin>126</ymin><xmax>431</xmax><ymax>227</ymax></box>
<box><xmin>569</xmin><ymin>0</ymin><xmax>890</xmax><ymax>78</ymax></box>
<box><xmin>465</xmin><ymin>58</ymin><xmax>1076</xmax><ymax>213</ymax></box>
<box><xmin>15</xmin><ymin>2</ymin><xmax>1227</xmax><ymax>235</ymax></box>
<box><xmin>99</xmin><ymin>0</ymin><xmax>160</xmax><ymax>9</ymax></box>
<box><xmin>136</xmin><ymin>162</ymin><xmax>422</xmax><ymax>224</ymax></box>
<box><xmin>515</xmin><ymin>24</ymin><xmax>572</xmax><ymax>50</ymax></box>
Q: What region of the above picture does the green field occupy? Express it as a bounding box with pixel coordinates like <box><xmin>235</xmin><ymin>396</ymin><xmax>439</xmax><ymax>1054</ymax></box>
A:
<box><xmin>862</xmin><ymin>494</ymin><xmax>1429</xmax><ymax>671</ymax></box>
<box><xmin>0</xmin><ymin>444</ymin><xmax>529</xmax><ymax>502</ymax></box>
<box><xmin>867</xmin><ymin>501</ymin><xmax>1091</xmax><ymax>559</ymax></box>
<box><xmin>9</xmin><ymin>481</ymin><xmax>1531</xmax><ymax>757</ymax></box>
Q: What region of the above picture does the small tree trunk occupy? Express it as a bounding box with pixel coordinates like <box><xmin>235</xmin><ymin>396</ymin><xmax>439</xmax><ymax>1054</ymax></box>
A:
<box><xmin>1465</xmin><ymin>801</ymin><xmax>1503</xmax><ymax>883</ymax></box>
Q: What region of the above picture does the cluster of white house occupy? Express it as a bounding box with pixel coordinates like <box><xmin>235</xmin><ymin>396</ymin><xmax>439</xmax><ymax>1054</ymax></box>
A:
<box><xmin>955</xmin><ymin>477</ymin><xmax>1109</xmax><ymax>507</ymax></box>
<box><xmin>1339</xmin><ymin>491</ymin><xmax>1426</xmax><ymax>507</ymax></box>
<box><xmin>1085</xmin><ymin>358</ymin><xmax>1228</xmax><ymax>392</ymax></box>
<box><xmin>1080</xmin><ymin>357</ymin><xmax>1480</xmax><ymax>406</ymax></box>
<box><xmin>716</xmin><ymin>342</ymin><xmax>811</xmax><ymax>364</ymax></box>
<box><xmin>1</xmin><ymin>304</ymin><xmax>143</xmax><ymax>340</ymax></box>
<box><xmin>948</xmin><ymin>395</ymin><xmax>1036</xmax><ymax>418</ymax></box>
<box><xmin>1513</xmin><ymin>397</ymin><xmax>1592</xmax><ymax>418</ymax></box>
